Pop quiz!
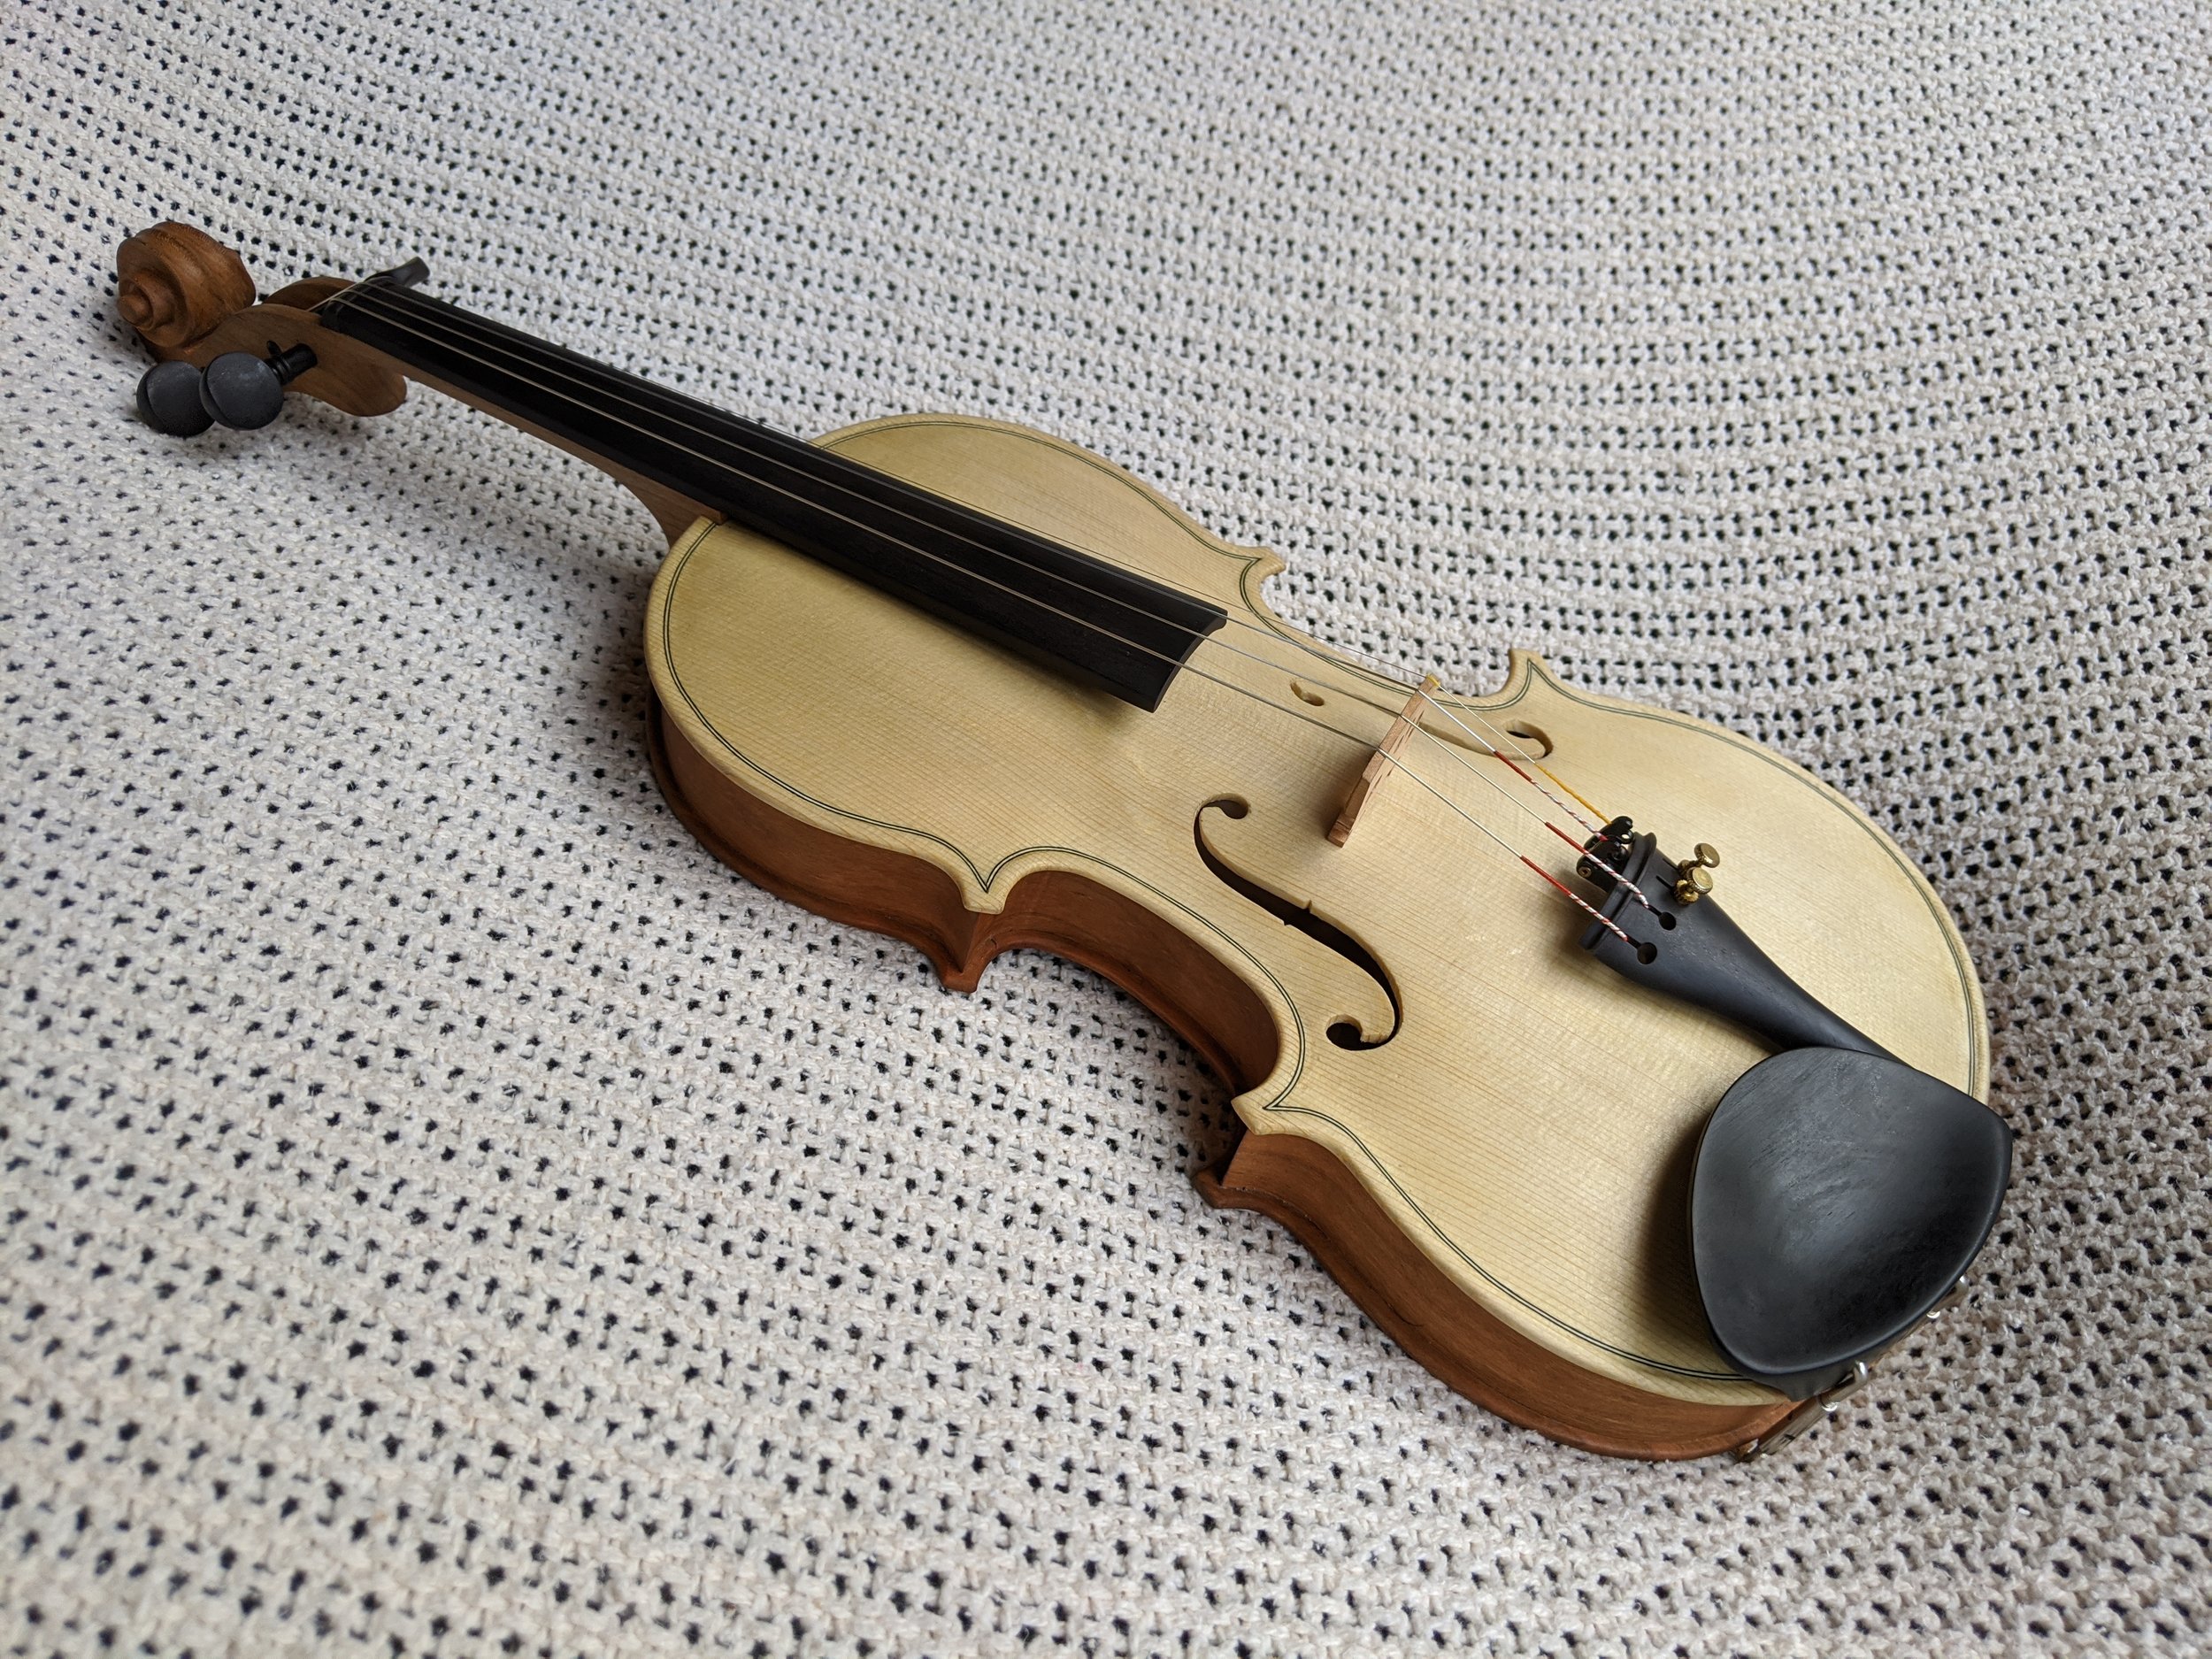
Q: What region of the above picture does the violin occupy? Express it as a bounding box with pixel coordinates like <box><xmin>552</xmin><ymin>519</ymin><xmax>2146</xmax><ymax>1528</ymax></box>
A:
<box><xmin>116</xmin><ymin>221</ymin><xmax>2012</xmax><ymax>1461</ymax></box>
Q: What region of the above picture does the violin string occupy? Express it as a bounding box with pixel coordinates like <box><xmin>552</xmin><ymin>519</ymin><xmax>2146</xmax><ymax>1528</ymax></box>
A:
<box><xmin>311</xmin><ymin>284</ymin><xmax>1643</xmax><ymax>938</ymax></box>
<box><xmin>314</xmin><ymin>273</ymin><xmax>1621</xmax><ymax>858</ymax></box>
<box><xmin>306</xmin><ymin>280</ymin><xmax>361</xmax><ymax>313</ymax></box>
<box><xmin>319</xmin><ymin>283</ymin><xmax>1649</xmax><ymax>933</ymax></box>
<box><xmin>320</xmin><ymin>285</ymin><xmax>1655</xmax><ymax>916</ymax></box>
<box><xmin>346</xmin><ymin>290</ymin><xmax>1660</xmax><ymax>916</ymax></box>
<box><xmin>320</xmin><ymin>288</ymin><xmax>1594</xmax><ymax>803</ymax></box>
<box><xmin>326</xmin><ymin>280</ymin><xmax>1609</xmax><ymax>841</ymax></box>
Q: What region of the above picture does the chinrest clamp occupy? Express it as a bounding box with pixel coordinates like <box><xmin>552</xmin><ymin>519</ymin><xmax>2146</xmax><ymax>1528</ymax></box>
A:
<box><xmin>1735</xmin><ymin>1359</ymin><xmax>1873</xmax><ymax>1460</ymax></box>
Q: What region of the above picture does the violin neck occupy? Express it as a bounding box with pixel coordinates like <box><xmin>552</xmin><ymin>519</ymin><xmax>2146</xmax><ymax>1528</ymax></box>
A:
<box><xmin>319</xmin><ymin>280</ymin><xmax>1224</xmax><ymax>711</ymax></box>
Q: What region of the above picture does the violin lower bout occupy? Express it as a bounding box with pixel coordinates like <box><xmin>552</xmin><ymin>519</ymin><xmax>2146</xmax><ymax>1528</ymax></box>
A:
<box><xmin>649</xmin><ymin>705</ymin><xmax>1790</xmax><ymax>1458</ymax></box>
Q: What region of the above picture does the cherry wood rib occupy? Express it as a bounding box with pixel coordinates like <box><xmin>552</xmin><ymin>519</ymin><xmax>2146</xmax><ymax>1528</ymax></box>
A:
<box><xmin>649</xmin><ymin>701</ymin><xmax>1788</xmax><ymax>1460</ymax></box>
<box><xmin>1195</xmin><ymin>1133</ymin><xmax>1793</xmax><ymax>1458</ymax></box>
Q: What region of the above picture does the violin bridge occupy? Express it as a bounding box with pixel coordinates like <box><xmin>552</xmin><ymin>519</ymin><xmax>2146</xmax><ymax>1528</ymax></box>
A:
<box><xmin>1327</xmin><ymin>674</ymin><xmax>1440</xmax><ymax>847</ymax></box>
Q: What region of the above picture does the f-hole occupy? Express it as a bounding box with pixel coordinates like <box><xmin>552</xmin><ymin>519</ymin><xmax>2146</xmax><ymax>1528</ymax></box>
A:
<box><xmin>1194</xmin><ymin>797</ymin><xmax>1402</xmax><ymax>1050</ymax></box>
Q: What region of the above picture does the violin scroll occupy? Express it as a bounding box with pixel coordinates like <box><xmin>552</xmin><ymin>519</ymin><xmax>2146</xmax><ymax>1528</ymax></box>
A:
<box><xmin>117</xmin><ymin>222</ymin><xmax>256</xmax><ymax>351</ymax></box>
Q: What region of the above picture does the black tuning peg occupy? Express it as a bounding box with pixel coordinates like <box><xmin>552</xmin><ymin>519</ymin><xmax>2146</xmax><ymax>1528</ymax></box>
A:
<box><xmin>135</xmin><ymin>358</ymin><xmax>214</xmax><ymax>436</ymax></box>
<box><xmin>134</xmin><ymin>344</ymin><xmax>319</xmax><ymax>437</ymax></box>
<box><xmin>199</xmin><ymin>344</ymin><xmax>318</xmax><ymax>430</ymax></box>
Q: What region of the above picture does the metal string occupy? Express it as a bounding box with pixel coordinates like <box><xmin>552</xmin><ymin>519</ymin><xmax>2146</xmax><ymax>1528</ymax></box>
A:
<box><xmin>329</xmin><ymin>279</ymin><xmax>1612</xmax><ymax>837</ymax></box>
<box><xmin>319</xmin><ymin>280</ymin><xmax>1647</xmax><ymax>940</ymax></box>
<box><xmin>337</xmin><ymin>284</ymin><xmax>1650</xmax><ymax>910</ymax></box>
<box><xmin>321</xmin><ymin>283</ymin><xmax>1653</xmax><ymax>912</ymax></box>
<box><xmin>310</xmin><ymin>281</ymin><xmax>1646</xmax><ymax>941</ymax></box>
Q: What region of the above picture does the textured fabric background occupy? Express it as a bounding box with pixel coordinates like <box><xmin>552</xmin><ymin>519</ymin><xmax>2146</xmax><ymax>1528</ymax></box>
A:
<box><xmin>4</xmin><ymin>1</ymin><xmax>2208</xmax><ymax>1653</ymax></box>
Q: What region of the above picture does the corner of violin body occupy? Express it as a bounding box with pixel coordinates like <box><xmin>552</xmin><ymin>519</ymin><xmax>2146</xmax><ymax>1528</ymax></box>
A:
<box><xmin>1502</xmin><ymin>645</ymin><xmax>1555</xmax><ymax>687</ymax></box>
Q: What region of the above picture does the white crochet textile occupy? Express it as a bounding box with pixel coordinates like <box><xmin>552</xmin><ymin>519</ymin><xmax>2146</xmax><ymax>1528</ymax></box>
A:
<box><xmin>4</xmin><ymin>1</ymin><xmax>2208</xmax><ymax>1653</ymax></box>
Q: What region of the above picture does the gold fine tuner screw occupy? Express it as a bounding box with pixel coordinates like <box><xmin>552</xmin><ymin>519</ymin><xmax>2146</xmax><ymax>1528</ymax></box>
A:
<box><xmin>1674</xmin><ymin>842</ymin><xmax>1721</xmax><ymax>904</ymax></box>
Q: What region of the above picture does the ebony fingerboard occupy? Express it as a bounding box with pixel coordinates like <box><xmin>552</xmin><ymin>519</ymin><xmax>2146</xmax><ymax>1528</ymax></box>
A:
<box><xmin>322</xmin><ymin>280</ymin><xmax>1224</xmax><ymax>710</ymax></box>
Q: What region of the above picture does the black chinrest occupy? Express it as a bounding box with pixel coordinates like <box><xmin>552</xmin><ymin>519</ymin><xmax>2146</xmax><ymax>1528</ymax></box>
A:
<box><xmin>1691</xmin><ymin>1047</ymin><xmax>2012</xmax><ymax>1398</ymax></box>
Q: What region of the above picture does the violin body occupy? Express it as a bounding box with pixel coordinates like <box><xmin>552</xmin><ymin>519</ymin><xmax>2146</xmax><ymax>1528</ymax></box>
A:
<box><xmin>645</xmin><ymin>412</ymin><xmax>1989</xmax><ymax>1459</ymax></box>
<box><xmin>118</xmin><ymin>223</ymin><xmax>2005</xmax><ymax>1461</ymax></box>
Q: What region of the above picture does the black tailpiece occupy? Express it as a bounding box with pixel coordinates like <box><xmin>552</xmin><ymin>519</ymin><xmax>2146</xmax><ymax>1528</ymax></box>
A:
<box><xmin>1574</xmin><ymin>818</ymin><xmax>2012</xmax><ymax>1401</ymax></box>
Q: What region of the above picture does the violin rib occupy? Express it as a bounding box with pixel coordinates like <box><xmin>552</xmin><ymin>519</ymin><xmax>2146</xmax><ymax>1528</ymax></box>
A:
<box><xmin>650</xmin><ymin>709</ymin><xmax>1790</xmax><ymax>1458</ymax></box>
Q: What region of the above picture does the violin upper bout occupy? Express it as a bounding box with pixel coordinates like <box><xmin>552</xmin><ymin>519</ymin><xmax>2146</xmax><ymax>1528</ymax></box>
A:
<box><xmin>815</xmin><ymin>411</ymin><xmax>1282</xmax><ymax>609</ymax></box>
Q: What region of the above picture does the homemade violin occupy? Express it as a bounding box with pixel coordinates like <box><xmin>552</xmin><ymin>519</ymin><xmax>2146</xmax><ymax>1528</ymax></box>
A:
<box><xmin>117</xmin><ymin>223</ymin><xmax>2012</xmax><ymax>1460</ymax></box>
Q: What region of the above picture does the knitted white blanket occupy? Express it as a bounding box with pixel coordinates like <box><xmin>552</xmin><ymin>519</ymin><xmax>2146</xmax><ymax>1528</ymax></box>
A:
<box><xmin>5</xmin><ymin>2</ymin><xmax>2206</xmax><ymax>1652</ymax></box>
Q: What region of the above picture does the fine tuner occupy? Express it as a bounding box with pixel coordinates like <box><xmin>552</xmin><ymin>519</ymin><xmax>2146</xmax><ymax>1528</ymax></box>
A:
<box><xmin>113</xmin><ymin>220</ymin><xmax>2013</xmax><ymax>1460</ymax></box>
<box><xmin>1675</xmin><ymin>842</ymin><xmax>1722</xmax><ymax>904</ymax></box>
